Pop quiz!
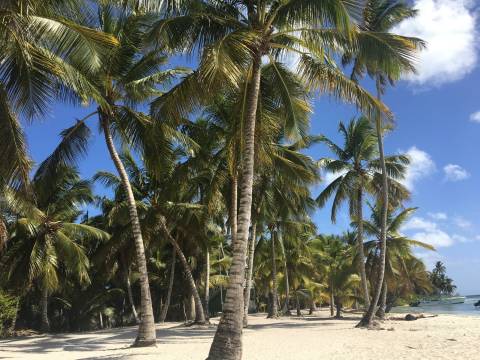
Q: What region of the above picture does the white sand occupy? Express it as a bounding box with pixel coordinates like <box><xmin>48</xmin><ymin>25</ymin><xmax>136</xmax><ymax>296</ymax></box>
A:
<box><xmin>1</xmin><ymin>310</ymin><xmax>479</xmax><ymax>359</ymax></box>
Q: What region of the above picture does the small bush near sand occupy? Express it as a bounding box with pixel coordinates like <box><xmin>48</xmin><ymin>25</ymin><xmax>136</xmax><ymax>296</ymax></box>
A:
<box><xmin>0</xmin><ymin>291</ymin><xmax>18</xmax><ymax>337</ymax></box>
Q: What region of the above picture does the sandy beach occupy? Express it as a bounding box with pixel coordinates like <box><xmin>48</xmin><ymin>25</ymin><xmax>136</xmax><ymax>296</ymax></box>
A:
<box><xmin>1</xmin><ymin>310</ymin><xmax>479</xmax><ymax>360</ymax></box>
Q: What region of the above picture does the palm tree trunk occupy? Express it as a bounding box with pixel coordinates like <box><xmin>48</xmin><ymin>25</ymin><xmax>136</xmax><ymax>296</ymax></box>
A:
<box><xmin>295</xmin><ymin>292</ymin><xmax>301</xmax><ymax>316</ymax></box>
<box><xmin>40</xmin><ymin>287</ymin><xmax>49</xmax><ymax>333</ymax></box>
<box><xmin>101</xmin><ymin>115</ymin><xmax>156</xmax><ymax>346</ymax></box>
<box><xmin>230</xmin><ymin>173</ymin><xmax>238</xmax><ymax>244</ymax></box>
<box><xmin>357</xmin><ymin>187</ymin><xmax>370</xmax><ymax>308</ymax></box>
<box><xmin>357</xmin><ymin>105</ymin><xmax>389</xmax><ymax>328</ymax></box>
<box><xmin>159</xmin><ymin>248</ymin><xmax>176</xmax><ymax>323</ymax></box>
<box><xmin>99</xmin><ymin>312</ymin><xmax>104</xmax><ymax>329</ymax></box>
<box><xmin>204</xmin><ymin>249</ymin><xmax>210</xmax><ymax>320</ymax></box>
<box><xmin>125</xmin><ymin>266</ymin><xmax>140</xmax><ymax>324</ymax></box>
<box><xmin>309</xmin><ymin>296</ymin><xmax>317</xmax><ymax>315</ymax></box>
<box><xmin>329</xmin><ymin>278</ymin><xmax>335</xmax><ymax>317</ymax></box>
<box><xmin>376</xmin><ymin>279</ymin><xmax>387</xmax><ymax>319</ymax></box>
<box><xmin>208</xmin><ymin>55</ymin><xmax>262</xmax><ymax>360</ymax></box>
<box><xmin>187</xmin><ymin>294</ymin><xmax>196</xmax><ymax>321</ymax></box>
<box><xmin>335</xmin><ymin>296</ymin><xmax>342</xmax><ymax>319</ymax></box>
<box><xmin>280</xmin><ymin>237</ymin><xmax>291</xmax><ymax>316</ymax></box>
<box><xmin>0</xmin><ymin>216</ymin><xmax>7</xmax><ymax>253</ymax></box>
<box><xmin>243</xmin><ymin>222</ymin><xmax>257</xmax><ymax>327</ymax></box>
<box><xmin>158</xmin><ymin>218</ymin><xmax>206</xmax><ymax>324</ymax></box>
<box><xmin>267</xmin><ymin>228</ymin><xmax>279</xmax><ymax>318</ymax></box>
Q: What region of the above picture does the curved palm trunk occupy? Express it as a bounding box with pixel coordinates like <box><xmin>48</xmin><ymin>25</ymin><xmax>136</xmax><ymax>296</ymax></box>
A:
<box><xmin>356</xmin><ymin>187</ymin><xmax>370</xmax><ymax>308</ymax></box>
<box><xmin>243</xmin><ymin>222</ymin><xmax>256</xmax><ymax>327</ymax></box>
<box><xmin>267</xmin><ymin>228</ymin><xmax>279</xmax><ymax>319</ymax></box>
<box><xmin>208</xmin><ymin>56</ymin><xmax>262</xmax><ymax>360</ymax></box>
<box><xmin>357</xmin><ymin>109</ymin><xmax>389</xmax><ymax>328</ymax></box>
<box><xmin>158</xmin><ymin>218</ymin><xmax>206</xmax><ymax>324</ymax></box>
<box><xmin>204</xmin><ymin>249</ymin><xmax>210</xmax><ymax>320</ymax></box>
<box><xmin>101</xmin><ymin>115</ymin><xmax>156</xmax><ymax>346</ymax></box>
<box><xmin>159</xmin><ymin>248</ymin><xmax>176</xmax><ymax>323</ymax></box>
<box><xmin>125</xmin><ymin>266</ymin><xmax>140</xmax><ymax>324</ymax></box>
<box><xmin>40</xmin><ymin>287</ymin><xmax>49</xmax><ymax>332</ymax></box>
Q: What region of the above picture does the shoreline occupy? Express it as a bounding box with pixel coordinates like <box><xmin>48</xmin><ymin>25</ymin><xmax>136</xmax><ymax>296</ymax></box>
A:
<box><xmin>1</xmin><ymin>309</ymin><xmax>479</xmax><ymax>359</ymax></box>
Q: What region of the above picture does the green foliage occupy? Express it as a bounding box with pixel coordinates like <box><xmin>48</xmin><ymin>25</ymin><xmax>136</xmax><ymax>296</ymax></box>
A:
<box><xmin>0</xmin><ymin>291</ymin><xmax>18</xmax><ymax>336</ymax></box>
<box><xmin>429</xmin><ymin>261</ymin><xmax>457</xmax><ymax>296</ymax></box>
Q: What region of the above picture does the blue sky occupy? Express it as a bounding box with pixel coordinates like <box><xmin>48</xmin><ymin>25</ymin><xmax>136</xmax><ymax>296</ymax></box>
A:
<box><xmin>24</xmin><ymin>1</ymin><xmax>479</xmax><ymax>294</ymax></box>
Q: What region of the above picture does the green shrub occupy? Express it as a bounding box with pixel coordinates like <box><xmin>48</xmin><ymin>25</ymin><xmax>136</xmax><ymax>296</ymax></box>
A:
<box><xmin>0</xmin><ymin>291</ymin><xmax>18</xmax><ymax>336</ymax></box>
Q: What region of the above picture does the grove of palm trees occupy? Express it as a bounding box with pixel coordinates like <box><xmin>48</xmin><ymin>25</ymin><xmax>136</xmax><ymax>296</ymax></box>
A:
<box><xmin>1</xmin><ymin>1</ymin><xmax>477</xmax><ymax>359</ymax></box>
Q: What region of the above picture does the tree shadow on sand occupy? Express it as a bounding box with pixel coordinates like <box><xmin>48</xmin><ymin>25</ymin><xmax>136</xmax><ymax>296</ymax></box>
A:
<box><xmin>0</xmin><ymin>324</ymin><xmax>216</xmax><ymax>357</ymax></box>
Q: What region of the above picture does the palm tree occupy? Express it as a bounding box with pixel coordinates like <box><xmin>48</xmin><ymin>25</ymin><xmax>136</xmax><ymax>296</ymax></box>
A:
<box><xmin>0</xmin><ymin>0</ymin><xmax>117</xmax><ymax>189</ymax></box>
<box><xmin>0</xmin><ymin>165</ymin><xmax>108</xmax><ymax>332</ymax></box>
<box><xmin>341</xmin><ymin>0</ymin><xmax>425</xmax><ymax>328</ymax></box>
<box><xmin>40</xmin><ymin>3</ymin><xmax>190</xmax><ymax>344</ymax></box>
<box><xmin>93</xmin><ymin>151</ymin><xmax>209</xmax><ymax>325</ymax></box>
<box><xmin>150</xmin><ymin>2</ymin><xmax>419</xmax><ymax>356</ymax></box>
<box><xmin>310</xmin><ymin>234</ymin><xmax>359</xmax><ymax>318</ymax></box>
<box><xmin>361</xmin><ymin>205</ymin><xmax>434</xmax><ymax>318</ymax></box>
<box><xmin>317</xmin><ymin>117</ymin><xmax>410</xmax><ymax>307</ymax></box>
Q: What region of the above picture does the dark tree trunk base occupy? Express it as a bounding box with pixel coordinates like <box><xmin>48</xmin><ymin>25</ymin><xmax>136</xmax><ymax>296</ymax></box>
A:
<box><xmin>132</xmin><ymin>338</ymin><xmax>157</xmax><ymax>347</ymax></box>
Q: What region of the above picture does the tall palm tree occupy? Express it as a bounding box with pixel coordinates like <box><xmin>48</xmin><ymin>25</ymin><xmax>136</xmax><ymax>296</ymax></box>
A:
<box><xmin>341</xmin><ymin>0</ymin><xmax>424</xmax><ymax>328</ymax></box>
<box><xmin>0</xmin><ymin>165</ymin><xmax>108</xmax><ymax>332</ymax></box>
<box><xmin>39</xmin><ymin>3</ymin><xmax>191</xmax><ymax>344</ymax></box>
<box><xmin>0</xmin><ymin>0</ymin><xmax>117</xmax><ymax>189</ymax></box>
<box><xmin>317</xmin><ymin>117</ymin><xmax>410</xmax><ymax>307</ymax></box>
<box><xmin>361</xmin><ymin>205</ymin><xmax>434</xmax><ymax>318</ymax></box>
<box><xmin>150</xmin><ymin>2</ymin><xmax>419</xmax><ymax>356</ymax></box>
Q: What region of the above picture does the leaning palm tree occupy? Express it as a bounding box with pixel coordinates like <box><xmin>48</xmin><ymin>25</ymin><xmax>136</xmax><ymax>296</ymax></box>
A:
<box><xmin>150</xmin><ymin>2</ymin><xmax>421</xmax><ymax>357</ymax></box>
<box><xmin>317</xmin><ymin>117</ymin><xmax>410</xmax><ymax>307</ymax></box>
<box><xmin>361</xmin><ymin>205</ymin><xmax>434</xmax><ymax>318</ymax></box>
<box><xmin>0</xmin><ymin>165</ymin><xmax>108</xmax><ymax>332</ymax></box>
<box><xmin>341</xmin><ymin>0</ymin><xmax>424</xmax><ymax>328</ymax></box>
<box><xmin>0</xmin><ymin>0</ymin><xmax>117</xmax><ymax>189</ymax></box>
<box><xmin>39</xmin><ymin>3</ymin><xmax>190</xmax><ymax>344</ymax></box>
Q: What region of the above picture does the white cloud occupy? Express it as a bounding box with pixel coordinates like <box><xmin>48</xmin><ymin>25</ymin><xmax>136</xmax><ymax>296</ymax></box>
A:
<box><xmin>452</xmin><ymin>234</ymin><xmax>469</xmax><ymax>243</ymax></box>
<box><xmin>403</xmin><ymin>215</ymin><xmax>477</xmax><ymax>248</ymax></box>
<box><xmin>443</xmin><ymin>164</ymin><xmax>470</xmax><ymax>181</ymax></box>
<box><xmin>413</xmin><ymin>230</ymin><xmax>454</xmax><ymax>248</ymax></box>
<box><xmin>454</xmin><ymin>216</ymin><xmax>472</xmax><ymax>229</ymax></box>
<box><xmin>401</xmin><ymin>146</ymin><xmax>436</xmax><ymax>190</ymax></box>
<box><xmin>428</xmin><ymin>212</ymin><xmax>448</xmax><ymax>220</ymax></box>
<box><xmin>403</xmin><ymin>216</ymin><xmax>452</xmax><ymax>248</ymax></box>
<box><xmin>394</xmin><ymin>0</ymin><xmax>478</xmax><ymax>86</ymax></box>
<box><xmin>403</xmin><ymin>217</ymin><xmax>438</xmax><ymax>232</ymax></box>
<box><xmin>470</xmin><ymin>111</ymin><xmax>480</xmax><ymax>123</ymax></box>
<box><xmin>416</xmin><ymin>251</ymin><xmax>443</xmax><ymax>269</ymax></box>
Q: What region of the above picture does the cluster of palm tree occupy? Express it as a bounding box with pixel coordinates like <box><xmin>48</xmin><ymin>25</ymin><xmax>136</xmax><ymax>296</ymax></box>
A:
<box><xmin>0</xmin><ymin>0</ymin><xmax>438</xmax><ymax>358</ymax></box>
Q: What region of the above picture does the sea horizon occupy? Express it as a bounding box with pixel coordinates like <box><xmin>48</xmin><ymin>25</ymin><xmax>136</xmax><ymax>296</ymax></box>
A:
<box><xmin>392</xmin><ymin>295</ymin><xmax>480</xmax><ymax>316</ymax></box>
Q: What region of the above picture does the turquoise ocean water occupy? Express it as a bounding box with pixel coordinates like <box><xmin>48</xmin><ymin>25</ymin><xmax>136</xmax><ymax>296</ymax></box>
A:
<box><xmin>391</xmin><ymin>295</ymin><xmax>480</xmax><ymax>316</ymax></box>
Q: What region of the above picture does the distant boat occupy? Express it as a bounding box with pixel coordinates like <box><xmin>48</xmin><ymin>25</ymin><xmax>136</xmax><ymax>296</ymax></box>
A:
<box><xmin>410</xmin><ymin>296</ymin><xmax>466</xmax><ymax>307</ymax></box>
